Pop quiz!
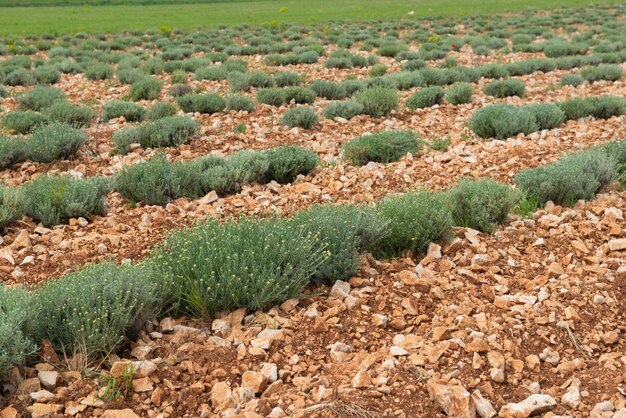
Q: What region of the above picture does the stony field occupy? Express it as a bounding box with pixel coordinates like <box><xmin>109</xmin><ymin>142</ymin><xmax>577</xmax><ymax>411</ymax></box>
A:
<box><xmin>0</xmin><ymin>4</ymin><xmax>625</xmax><ymax>418</ymax></box>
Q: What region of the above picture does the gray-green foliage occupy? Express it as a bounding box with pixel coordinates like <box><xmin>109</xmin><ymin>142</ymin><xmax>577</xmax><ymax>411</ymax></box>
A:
<box><xmin>483</xmin><ymin>79</ymin><xmax>525</xmax><ymax>98</ymax></box>
<box><xmin>102</xmin><ymin>100</ymin><xmax>146</xmax><ymax>122</ymax></box>
<box><xmin>580</xmin><ymin>64</ymin><xmax>623</xmax><ymax>82</ymax></box>
<box><xmin>115</xmin><ymin>154</ymin><xmax>202</xmax><ymax>206</ymax></box>
<box><xmin>323</xmin><ymin>100</ymin><xmax>364</xmax><ymax>120</ymax></box>
<box><xmin>152</xmin><ymin>216</ymin><xmax>326</xmax><ymax>318</ymax></box>
<box><xmin>344</xmin><ymin>130</ymin><xmax>424</xmax><ymax>165</ymax></box>
<box><xmin>129</xmin><ymin>77</ymin><xmax>163</xmax><ymax>101</ymax></box>
<box><xmin>148</xmin><ymin>101</ymin><xmax>177</xmax><ymax>120</ymax></box>
<box><xmin>515</xmin><ymin>147</ymin><xmax>618</xmax><ymax>206</ymax></box>
<box><xmin>353</xmin><ymin>87</ymin><xmax>398</xmax><ymax>117</ymax></box>
<box><xmin>281</xmin><ymin>106</ymin><xmax>319</xmax><ymax>129</ymax></box>
<box><xmin>32</xmin><ymin>262</ymin><xmax>160</xmax><ymax>357</ymax></box>
<box><xmin>85</xmin><ymin>62</ymin><xmax>114</xmax><ymax>80</ymax></box>
<box><xmin>468</xmin><ymin>104</ymin><xmax>538</xmax><ymax>139</ymax></box>
<box><xmin>257</xmin><ymin>88</ymin><xmax>287</xmax><ymax>106</ymax></box>
<box><xmin>28</xmin><ymin>122</ymin><xmax>87</xmax><ymax>163</ymax></box>
<box><xmin>114</xmin><ymin>116</ymin><xmax>198</xmax><ymax>153</ymax></box>
<box><xmin>226</xmin><ymin>94</ymin><xmax>255</xmax><ymax>112</ymax></box>
<box><xmin>17</xmin><ymin>86</ymin><xmax>66</xmax><ymax>111</ymax></box>
<box><xmin>19</xmin><ymin>174</ymin><xmax>110</xmax><ymax>227</ymax></box>
<box><xmin>560</xmin><ymin>74</ymin><xmax>584</xmax><ymax>87</ymax></box>
<box><xmin>177</xmin><ymin>93</ymin><xmax>225</xmax><ymax>114</ymax></box>
<box><xmin>406</xmin><ymin>86</ymin><xmax>444</xmax><ymax>110</ymax></box>
<box><xmin>0</xmin><ymin>286</ymin><xmax>35</xmax><ymax>379</ymax></box>
<box><xmin>0</xmin><ymin>184</ymin><xmax>23</xmax><ymax>228</ymax></box>
<box><xmin>264</xmin><ymin>146</ymin><xmax>318</xmax><ymax>183</ymax></box>
<box><xmin>445</xmin><ymin>82</ymin><xmax>473</xmax><ymax>105</ymax></box>
<box><xmin>291</xmin><ymin>205</ymin><xmax>387</xmax><ymax>284</ymax></box>
<box><xmin>525</xmin><ymin>103</ymin><xmax>566</xmax><ymax>130</ymax></box>
<box><xmin>376</xmin><ymin>190</ymin><xmax>453</xmax><ymax>258</ymax></box>
<box><xmin>449</xmin><ymin>179</ymin><xmax>522</xmax><ymax>232</ymax></box>
<box><xmin>3</xmin><ymin>110</ymin><xmax>48</xmax><ymax>134</ymax></box>
<box><xmin>42</xmin><ymin>102</ymin><xmax>96</xmax><ymax>127</ymax></box>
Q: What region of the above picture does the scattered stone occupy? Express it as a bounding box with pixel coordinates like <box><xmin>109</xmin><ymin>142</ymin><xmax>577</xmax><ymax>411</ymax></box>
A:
<box><xmin>498</xmin><ymin>394</ymin><xmax>557</xmax><ymax>417</ymax></box>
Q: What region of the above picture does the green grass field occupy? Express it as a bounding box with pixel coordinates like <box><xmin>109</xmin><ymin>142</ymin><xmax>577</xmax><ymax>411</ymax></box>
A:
<box><xmin>0</xmin><ymin>0</ymin><xmax>623</xmax><ymax>36</ymax></box>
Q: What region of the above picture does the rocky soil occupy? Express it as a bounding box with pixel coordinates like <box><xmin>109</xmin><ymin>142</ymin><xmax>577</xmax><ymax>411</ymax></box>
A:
<box><xmin>2</xmin><ymin>191</ymin><xmax>626</xmax><ymax>417</ymax></box>
<box><xmin>1</xmin><ymin>35</ymin><xmax>625</xmax><ymax>418</ymax></box>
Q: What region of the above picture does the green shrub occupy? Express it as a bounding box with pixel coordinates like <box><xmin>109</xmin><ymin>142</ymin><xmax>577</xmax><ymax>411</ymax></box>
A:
<box><xmin>228</xmin><ymin>72</ymin><xmax>254</xmax><ymax>93</ymax></box>
<box><xmin>525</xmin><ymin>103</ymin><xmax>566</xmax><ymax>130</ymax></box>
<box><xmin>19</xmin><ymin>175</ymin><xmax>109</xmax><ymax>227</ymax></box>
<box><xmin>559</xmin><ymin>97</ymin><xmax>595</xmax><ymax>120</ymax></box>
<box><xmin>102</xmin><ymin>100</ymin><xmax>146</xmax><ymax>122</ymax></box>
<box><xmin>483</xmin><ymin>79</ymin><xmax>525</xmax><ymax>98</ymax></box>
<box><xmin>544</xmin><ymin>41</ymin><xmax>588</xmax><ymax>58</ymax></box>
<box><xmin>291</xmin><ymin>205</ymin><xmax>387</xmax><ymax>284</ymax></box>
<box><xmin>177</xmin><ymin>93</ymin><xmax>225</xmax><ymax>114</ymax></box>
<box><xmin>3</xmin><ymin>68</ymin><xmax>35</xmax><ymax>86</ymax></box>
<box><xmin>84</xmin><ymin>62</ymin><xmax>114</xmax><ymax>80</ymax></box>
<box><xmin>34</xmin><ymin>66</ymin><xmax>61</xmax><ymax>85</ymax></box>
<box><xmin>32</xmin><ymin>262</ymin><xmax>159</xmax><ymax>357</ymax></box>
<box><xmin>225</xmin><ymin>94</ymin><xmax>255</xmax><ymax>112</ymax></box>
<box><xmin>448</xmin><ymin>179</ymin><xmax>521</xmax><ymax>232</ymax></box>
<box><xmin>3</xmin><ymin>110</ymin><xmax>48</xmax><ymax>134</ymax></box>
<box><xmin>152</xmin><ymin>216</ymin><xmax>325</xmax><ymax>318</ymax></box>
<box><xmin>114</xmin><ymin>116</ymin><xmax>198</xmax><ymax>153</ymax></box>
<box><xmin>274</xmin><ymin>71</ymin><xmax>301</xmax><ymax>87</ymax></box>
<box><xmin>323</xmin><ymin>100</ymin><xmax>364</xmax><ymax>120</ymax></box>
<box><xmin>17</xmin><ymin>86</ymin><xmax>66</xmax><ymax>111</ymax></box>
<box><xmin>476</xmin><ymin>64</ymin><xmax>507</xmax><ymax>80</ymax></box>
<box><xmin>341</xmin><ymin>79</ymin><xmax>367</xmax><ymax>96</ymax></box>
<box><xmin>264</xmin><ymin>146</ymin><xmax>318</xmax><ymax>183</ymax></box>
<box><xmin>207</xmin><ymin>150</ymin><xmax>269</xmax><ymax>192</ymax></box>
<box><xmin>281</xmin><ymin>106</ymin><xmax>319</xmax><ymax>129</ymax></box>
<box><xmin>512</xmin><ymin>34</ymin><xmax>533</xmax><ymax>45</ymax></box>
<box><xmin>129</xmin><ymin>77</ymin><xmax>163</xmax><ymax>101</ymax></box>
<box><xmin>445</xmin><ymin>82</ymin><xmax>473</xmax><ymax>105</ymax></box>
<box><xmin>170</xmin><ymin>70</ymin><xmax>187</xmax><ymax>84</ymax></box>
<box><xmin>406</xmin><ymin>86</ymin><xmax>444</xmax><ymax>110</ymax></box>
<box><xmin>310</xmin><ymin>80</ymin><xmax>346</xmax><ymax>100</ymax></box>
<box><xmin>369</xmin><ymin>63</ymin><xmax>388</xmax><ymax>77</ymax></box>
<box><xmin>580</xmin><ymin>64</ymin><xmax>622</xmax><ymax>82</ymax></box>
<box><xmin>0</xmin><ymin>86</ymin><xmax>7</xmax><ymax>98</ymax></box>
<box><xmin>560</xmin><ymin>74</ymin><xmax>584</xmax><ymax>87</ymax></box>
<box><xmin>344</xmin><ymin>130</ymin><xmax>424</xmax><ymax>165</ymax></box>
<box><xmin>284</xmin><ymin>86</ymin><xmax>316</xmax><ymax>104</ymax></box>
<box><xmin>468</xmin><ymin>104</ymin><xmax>538</xmax><ymax>139</ymax></box>
<box><xmin>0</xmin><ymin>286</ymin><xmax>35</xmax><ymax>379</ymax></box>
<box><xmin>376</xmin><ymin>190</ymin><xmax>453</xmax><ymax>258</ymax></box>
<box><xmin>42</xmin><ymin>102</ymin><xmax>96</xmax><ymax>127</ymax></box>
<box><xmin>257</xmin><ymin>88</ymin><xmax>287</xmax><ymax>106</ymax></box>
<box><xmin>560</xmin><ymin>96</ymin><xmax>626</xmax><ymax>120</ymax></box>
<box><xmin>353</xmin><ymin>87</ymin><xmax>399</xmax><ymax>117</ymax></box>
<box><xmin>378</xmin><ymin>42</ymin><xmax>408</xmax><ymax>57</ymax></box>
<box><xmin>116</xmin><ymin>67</ymin><xmax>145</xmax><ymax>85</ymax></box>
<box><xmin>28</xmin><ymin>122</ymin><xmax>87</xmax><ymax>163</ymax></box>
<box><xmin>196</xmin><ymin>65</ymin><xmax>228</xmax><ymax>81</ymax></box>
<box><xmin>515</xmin><ymin>148</ymin><xmax>617</xmax><ymax>206</ymax></box>
<box><xmin>148</xmin><ymin>101</ymin><xmax>177</xmax><ymax>120</ymax></box>
<box><xmin>589</xmin><ymin>95</ymin><xmax>626</xmax><ymax>119</ymax></box>
<box><xmin>115</xmin><ymin>155</ymin><xmax>202</xmax><ymax>205</ymax></box>
<box><xmin>142</xmin><ymin>57</ymin><xmax>164</xmax><ymax>75</ymax></box>
<box><xmin>248</xmin><ymin>70</ymin><xmax>274</xmax><ymax>88</ymax></box>
<box><xmin>0</xmin><ymin>184</ymin><xmax>23</xmax><ymax>228</ymax></box>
